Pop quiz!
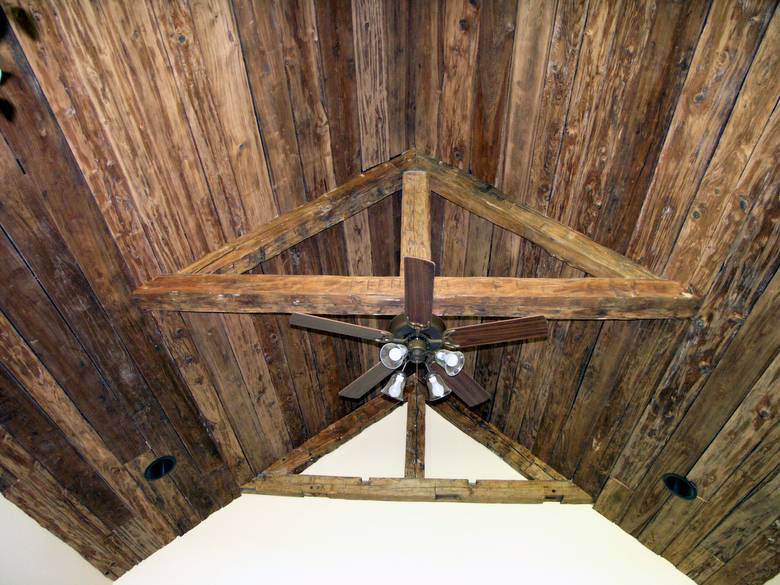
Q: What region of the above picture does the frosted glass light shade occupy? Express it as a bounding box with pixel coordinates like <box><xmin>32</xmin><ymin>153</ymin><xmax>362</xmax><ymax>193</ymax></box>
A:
<box><xmin>381</xmin><ymin>372</ymin><xmax>406</xmax><ymax>401</ymax></box>
<box><xmin>426</xmin><ymin>373</ymin><xmax>451</xmax><ymax>401</ymax></box>
<box><xmin>380</xmin><ymin>343</ymin><xmax>408</xmax><ymax>369</ymax></box>
<box><xmin>434</xmin><ymin>350</ymin><xmax>465</xmax><ymax>376</ymax></box>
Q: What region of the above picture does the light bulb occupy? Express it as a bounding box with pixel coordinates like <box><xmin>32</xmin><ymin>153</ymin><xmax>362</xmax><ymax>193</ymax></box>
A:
<box><xmin>434</xmin><ymin>349</ymin><xmax>465</xmax><ymax>376</ymax></box>
<box><xmin>381</xmin><ymin>372</ymin><xmax>406</xmax><ymax>401</ymax></box>
<box><xmin>389</xmin><ymin>347</ymin><xmax>404</xmax><ymax>362</ymax></box>
<box><xmin>380</xmin><ymin>343</ymin><xmax>408</xmax><ymax>369</ymax></box>
<box><xmin>426</xmin><ymin>373</ymin><xmax>451</xmax><ymax>401</ymax></box>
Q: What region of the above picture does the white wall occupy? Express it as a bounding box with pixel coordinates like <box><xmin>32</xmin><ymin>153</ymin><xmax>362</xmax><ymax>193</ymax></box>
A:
<box><xmin>111</xmin><ymin>405</ymin><xmax>698</xmax><ymax>585</ymax></box>
<box><xmin>0</xmin><ymin>492</ymin><xmax>110</xmax><ymax>585</ymax></box>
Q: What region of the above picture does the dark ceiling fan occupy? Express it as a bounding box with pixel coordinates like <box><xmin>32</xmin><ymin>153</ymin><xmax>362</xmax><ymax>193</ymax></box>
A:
<box><xmin>290</xmin><ymin>256</ymin><xmax>548</xmax><ymax>407</ymax></box>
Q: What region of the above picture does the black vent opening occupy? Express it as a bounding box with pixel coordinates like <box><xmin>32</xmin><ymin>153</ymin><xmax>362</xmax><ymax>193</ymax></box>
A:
<box><xmin>144</xmin><ymin>455</ymin><xmax>176</xmax><ymax>481</ymax></box>
<box><xmin>662</xmin><ymin>473</ymin><xmax>697</xmax><ymax>500</ymax></box>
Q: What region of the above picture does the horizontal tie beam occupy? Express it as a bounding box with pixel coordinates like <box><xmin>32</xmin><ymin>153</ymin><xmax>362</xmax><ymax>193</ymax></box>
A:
<box><xmin>242</xmin><ymin>475</ymin><xmax>593</xmax><ymax>504</ymax></box>
<box><xmin>134</xmin><ymin>275</ymin><xmax>699</xmax><ymax>319</ymax></box>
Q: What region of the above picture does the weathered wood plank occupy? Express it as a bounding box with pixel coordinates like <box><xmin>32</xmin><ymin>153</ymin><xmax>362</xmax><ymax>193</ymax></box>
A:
<box><xmin>437</xmin><ymin>0</ymin><xmax>480</xmax><ymax>279</ymax></box>
<box><xmin>485</xmin><ymin>0</ymin><xmax>586</xmax><ymax>430</ymax></box>
<box><xmin>152</xmin><ymin>0</ymin><xmax>276</xmax><ymax>238</ymax></box>
<box><xmin>135</xmin><ymin>275</ymin><xmax>698</xmax><ymax>318</ymax></box>
<box><xmin>178</xmin><ymin>152</ymin><xmax>413</xmax><ymax>275</ymax></box>
<box><xmin>125</xmin><ymin>451</ymin><xmax>201</xmax><ymax>536</ymax></box>
<box><xmin>151</xmin><ymin>311</ymin><xmax>253</xmax><ymax>484</ymax></box>
<box><xmin>410</xmin><ymin>0</ymin><xmax>442</xmax><ymax>155</ymax></box>
<box><xmin>278</xmin><ymin>0</ymin><xmax>358</xmax><ymax>425</ymax></box>
<box><xmin>703</xmin><ymin>518</ymin><xmax>780</xmax><ymax>585</ymax></box>
<box><xmin>315</xmin><ymin>0</ymin><xmax>370</xmax><ymax>387</ymax></box>
<box><xmin>663</xmin><ymin>422</ymin><xmax>780</xmax><ymax>566</ymax></box>
<box><xmin>0</xmin><ymin>311</ymin><xmax>177</xmax><ymax>545</ymax></box>
<box><xmin>350</xmin><ymin>0</ymin><xmax>398</xmax><ymax>373</ymax></box>
<box><xmin>614</xmin><ymin>266</ymin><xmax>780</xmax><ymax>535</ymax></box>
<box><xmin>234</xmin><ymin>0</ymin><xmax>342</xmax><ymax>432</ymax></box>
<box><xmin>0</xmin><ymin>30</ymin><xmax>237</xmax><ymax>529</ymax></box>
<box><xmin>430</xmin><ymin>399</ymin><xmax>566</xmax><ymax>483</ymax></box>
<box><xmin>182</xmin><ymin>312</ymin><xmax>278</xmax><ymax>473</ymax></box>
<box><xmin>415</xmin><ymin>155</ymin><xmax>660</xmax><ymax>280</ymax></box>
<box><xmin>0</xmin><ymin>366</ymin><xmax>132</xmax><ymax>531</ymax></box>
<box><xmin>528</xmin><ymin>0</ymin><xmax>710</xmax><ymax>463</ymax></box>
<box><xmin>435</xmin><ymin>0</ymin><xmax>481</xmax><ymax>366</ymax></box>
<box><xmin>3</xmin><ymin>0</ymin><xmax>251</xmax><ymax>529</ymax></box>
<box><xmin>629</xmin><ymin>0</ymin><xmax>776</xmax><ymax>274</ymax></box>
<box><xmin>404</xmin><ymin>379</ymin><xmax>426</xmax><ymax>479</ymax></box>
<box><xmin>400</xmin><ymin>171</ymin><xmax>432</xmax><ymax>264</ymax></box>
<box><xmin>699</xmin><ymin>470</ymin><xmax>780</xmax><ymax>564</ymax></box>
<box><xmin>460</xmin><ymin>0</ymin><xmax>518</xmax><ymax>377</ymax></box>
<box><xmin>677</xmin><ymin>548</ymin><xmax>724</xmax><ymax>583</ymax></box>
<box><xmin>352</xmin><ymin>0</ymin><xmax>390</xmax><ymax>168</ymax></box>
<box><xmin>244</xmin><ymin>474</ymin><xmax>592</xmax><ymax>504</ymax></box>
<box><xmin>0</xmin><ymin>224</ymin><xmax>144</xmax><ymax>464</ymax></box>
<box><xmin>570</xmin><ymin>0</ymin><xmax>777</xmax><ymax>501</ymax></box>
<box><xmin>384</xmin><ymin>0</ymin><xmax>410</xmax><ymax>156</ymax></box>
<box><xmin>663</xmin><ymin>8</ymin><xmax>780</xmax><ymax>294</ymax></box>
<box><xmin>0</xmin><ymin>427</ymin><xmax>137</xmax><ymax>578</ymax></box>
<box><xmin>638</xmin><ymin>348</ymin><xmax>780</xmax><ymax>554</ymax></box>
<box><xmin>261</xmin><ymin>395</ymin><xmax>401</xmax><ymax>476</ymax></box>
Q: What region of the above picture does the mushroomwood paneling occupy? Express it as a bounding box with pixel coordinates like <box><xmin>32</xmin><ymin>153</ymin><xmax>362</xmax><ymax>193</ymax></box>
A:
<box><xmin>1</xmin><ymin>1</ymin><xmax>779</xmax><ymax>583</ymax></box>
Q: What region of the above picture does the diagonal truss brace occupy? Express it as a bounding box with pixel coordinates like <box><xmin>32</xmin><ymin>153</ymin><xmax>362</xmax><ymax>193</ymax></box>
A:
<box><xmin>243</xmin><ymin>385</ymin><xmax>593</xmax><ymax>505</ymax></box>
<box><xmin>133</xmin><ymin>149</ymin><xmax>700</xmax><ymax>319</ymax></box>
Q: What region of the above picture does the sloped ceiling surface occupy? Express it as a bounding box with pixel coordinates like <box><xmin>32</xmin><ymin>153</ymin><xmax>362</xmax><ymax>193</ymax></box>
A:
<box><xmin>0</xmin><ymin>0</ymin><xmax>778</xmax><ymax>582</ymax></box>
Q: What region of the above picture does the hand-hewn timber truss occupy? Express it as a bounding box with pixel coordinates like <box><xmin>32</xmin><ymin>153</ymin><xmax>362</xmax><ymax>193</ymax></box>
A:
<box><xmin>242</xmin><ymin>381</ymin><xmax>593</xmax><ymax>505</ymax></box>
<box><xmin>133</xmin><ymin>150</ymin><xmax>699</xmax><ymax>504</ymax></box>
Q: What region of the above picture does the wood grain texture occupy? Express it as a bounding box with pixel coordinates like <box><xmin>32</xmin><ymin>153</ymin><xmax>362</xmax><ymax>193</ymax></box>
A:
<box><xmin>416</xmin><ymin>155</ymin><xmax>660</xmax><ymax>279</ymax></box>
<box><xmin>244</xmin><ymin>475</ymin><xmax>592</xmax><ymax>504</ymax></box>
<box><xmin>0</xmin><ymin>311</ymin><xmax>177</xmax><ymax>546</ymax></box>
<box><xmin>180</xmin><ymin>151</ymin><xmax>413</xmax><ymax>275</ymax></box>
<box><xmin>400</xmin><ymin>171</ymin><xmax>432</xmax><ymax>264</ymax></box>
<box><xmin>403</xmin><ymin>257</ymin><xmax>435</xmax><ymax>324</ymax></box>
<box><xmin>446</xmin><ymin>316</ymin><xmax>548</xmax><ymax>348</ymax></box>
<box><xmin>135</xmin><ymin>275</ymin><xmax>698</xmax><ymax>319</ymax></box>
<box><xmin>2</xmin><ymin>1</ymin><xmax>779</xmax><ymax>581</ymax></box>
<box><xmin>404</xmin><ymin>379</ymin><xmax>426</xmax><ymax>478</ymax></box>
<box><xmin>568</xmin><ymin>0</ymin><xmax>775</xmax><ymax>507</ymax></box>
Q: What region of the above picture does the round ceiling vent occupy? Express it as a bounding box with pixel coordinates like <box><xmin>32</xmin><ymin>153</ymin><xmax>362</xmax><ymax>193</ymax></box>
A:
<box><xmin>144</xmin><ymin>455</ymin><xmax>177</xmax><ymax>481</ymax></box>
<box><xmin>662</xmin><ymin>473</ymin><xmax>697</xmax><ymax>500</ymax></box>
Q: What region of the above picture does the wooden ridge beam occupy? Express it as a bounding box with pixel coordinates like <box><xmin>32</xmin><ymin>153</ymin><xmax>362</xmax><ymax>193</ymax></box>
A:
<box><xmin>413</xmin><ymin>154</ymin><xmax>659</xmax><ymax>280</ymax></box>
<box><xmin>242</xmin><ymin>474</ymin><xmax>592</xmax><ymax>504</ymax></box>
<box><xmin>134</xmin><ymin>275</ymin><xmax>698</xmax><ymax>319</ymax></box>
<box><xmin>261</xmin><ymin>395</ymin><xmax>401</xmax><ymax>476</ymax></box>
<box><xmin>178</xmin><ymin>150</ymin><xmax>417</xmax><ymax>275</ymax></box>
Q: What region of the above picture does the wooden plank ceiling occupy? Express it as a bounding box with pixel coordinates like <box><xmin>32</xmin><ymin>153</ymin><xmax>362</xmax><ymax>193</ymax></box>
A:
<box><xmin>0</xmin><ymin>0</ymin><xmax>777</xmax><ymax>582</ymax></box>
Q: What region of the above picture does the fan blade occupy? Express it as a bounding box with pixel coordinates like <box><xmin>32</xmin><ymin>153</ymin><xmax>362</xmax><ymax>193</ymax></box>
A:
<box><xmin>445</xmin><ymin>316</ymin><xmax>548</xmax><ymax>348</ymax></box>
<box><xmin>339</xmin><ymin>362</ymin><xmax>395</xmax><ymax>400</ymax></box>
<box><xmin>404</xmin><ymin>256</ymin><xmax>435</xmax><ymax>326</ymax></box>
<box><xmin>429</xmin><ymin>363</ymin><xmax>490</xmax><ymax>408</ymax></box>
<box><xmin>290</xmin><ymin>313</ymin><xmax>391</xmax><ymax>342</ymax></box>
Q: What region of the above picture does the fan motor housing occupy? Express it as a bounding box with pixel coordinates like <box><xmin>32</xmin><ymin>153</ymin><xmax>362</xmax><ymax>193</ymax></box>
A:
<box><xmin>390</xmin><ymin>314</ymin><xmax>445</xmax><ymax>363</ymax></box>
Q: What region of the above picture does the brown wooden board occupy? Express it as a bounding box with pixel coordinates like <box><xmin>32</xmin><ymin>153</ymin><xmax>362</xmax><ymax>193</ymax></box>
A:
<box><xmin>2</xmin><ymin>2</ymin><xmax>779</xmax><ymax>582</ymax></box>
